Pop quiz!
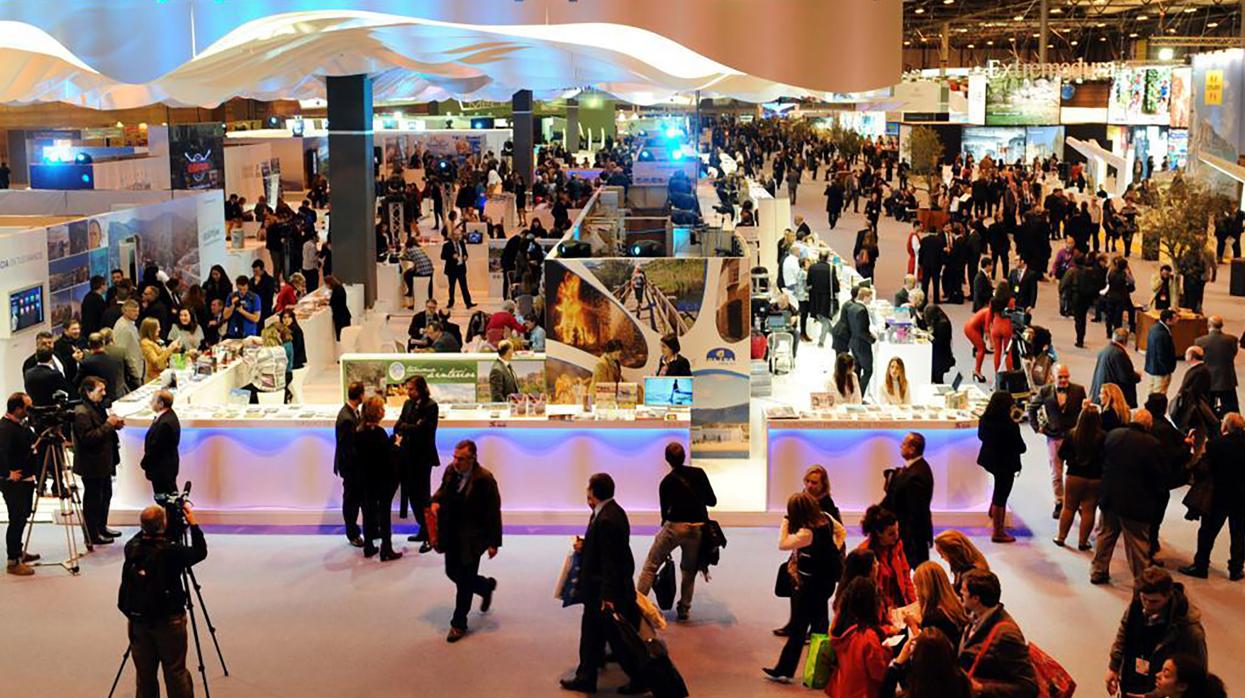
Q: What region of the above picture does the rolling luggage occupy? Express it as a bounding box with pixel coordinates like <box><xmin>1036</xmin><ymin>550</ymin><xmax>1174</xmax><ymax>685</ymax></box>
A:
<box><xmin>609</xmin><ymin>610</ymin><xmax>689</xmax><ymax>698</ymax></box>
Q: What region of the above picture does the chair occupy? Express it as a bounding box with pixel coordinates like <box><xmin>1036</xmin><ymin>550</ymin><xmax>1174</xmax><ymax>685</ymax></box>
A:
<box><xmin>768</xmin><ymin>332</ymin><xmax>795</xmax><ymax>375</ymax></box>
<box><xmin>337</xmin><ymin>325</ymin><xmax>363</xmax><ymax>357</ymax></box>
<box><xmin>255</xmin><ymin>390</ymin><xmax>286</xmax><ymax>406</ymax></box>
<box><xmin>288</xmin><ymin>367</ymin><xmax>309</xmax><ymax>404</ymax></box>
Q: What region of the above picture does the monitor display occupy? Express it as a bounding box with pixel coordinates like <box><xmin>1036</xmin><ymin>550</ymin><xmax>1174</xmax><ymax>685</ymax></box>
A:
<box><xmin>962</xmin><ymin>126</ymin><xmax>1025</xmax><ymax>162</ymax></box>
<box><xmin>644</xmin><ymin>377</ymin><xmax>693</xmax><ymax>407</ymax></box>
<box><xmin>9</xmin><ymin>284</ymin><xmax>45</xmax><ymax>335</ymax></box>
<box><xmin>465</xmin><ymin>231</ymin><xmax>484</xmax><ymax>244</ymax></box>
<box><xmin>1109</xmin><ymin>66</ymin><xmax>1173</xmax><ymax>125</ymax></box>
<box><xmin>985</xmin><ymin>75</ymin><xmax>1061</xmax><ymax>126</ymax></box>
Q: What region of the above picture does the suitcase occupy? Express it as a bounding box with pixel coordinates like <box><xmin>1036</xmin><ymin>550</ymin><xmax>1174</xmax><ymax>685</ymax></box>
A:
<box><xmin>609</xmin><ymin>610</ymin><xmax>689</xmax><ymax>698</ymax></box>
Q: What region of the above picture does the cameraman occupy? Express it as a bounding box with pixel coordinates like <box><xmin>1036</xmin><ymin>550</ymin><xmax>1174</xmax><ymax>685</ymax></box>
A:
<box><xmin>1</xmin><ymin>392</ymin><xmax>40</xmax><ymax>575</ymax></box>
<box><xmin>72</xmin><ymin>376</ymin><xmax>124</xmax><ymax>545</ymax></box>
<box><xmin>119</xmin><ymin>503</ymin><xmax>207</xmax><ymax>698</ymax></box>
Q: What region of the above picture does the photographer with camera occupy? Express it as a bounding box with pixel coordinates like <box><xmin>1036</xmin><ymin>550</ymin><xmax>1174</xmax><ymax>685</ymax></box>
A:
<box><xmin>119</xmin><ymin>502</ymin><xmax>207</xmax><ymax>698</ymax></box>
<box><xmin>1</xmin><ymin>392</ymin><xmax>40</xmax><ymax>575</ymax></box>
<box><xmin>72</xmin><ymin>376</ymin><xmax>124</xmax><ymax>545</ymax></box>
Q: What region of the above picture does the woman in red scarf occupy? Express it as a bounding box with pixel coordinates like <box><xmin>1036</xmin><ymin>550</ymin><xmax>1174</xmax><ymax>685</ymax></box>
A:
<box><xmin>854</xmin><ymin>505</ymin><xmax>914</xmax><ymax>617</ymax></box>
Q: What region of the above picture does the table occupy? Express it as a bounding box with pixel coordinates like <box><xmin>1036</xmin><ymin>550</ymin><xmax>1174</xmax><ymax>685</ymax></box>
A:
<box><xmin>765</xmin><ymin>413</ymin><xmax>991</xmax><ymax>523</ymax></box>
<box><xmin>1135</xmin><ymin>310</ymin><xmax>1207</xmax><ymax>356</ymax></box>
<box><xmin>112</xmin><ymin>408</ymin><xmax>690</xmax><ymax>525</ymax></box>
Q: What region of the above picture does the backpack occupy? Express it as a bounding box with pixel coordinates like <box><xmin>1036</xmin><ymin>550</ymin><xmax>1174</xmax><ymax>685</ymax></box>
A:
<box><xmin>117</xmin><ymin>539</ymin><xmax>178</xmax><ymax>620</ymax></box>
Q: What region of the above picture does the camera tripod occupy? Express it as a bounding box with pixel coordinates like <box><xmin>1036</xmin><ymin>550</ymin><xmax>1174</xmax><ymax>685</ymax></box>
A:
<box><xmin>107</xmin><ymin>520</ymin><xmax>229</xmax><ymax>698</ymax></box>
<box><xmin>22</xmin><ymin>425</ymin><xmax>91</xmax><ymax>574</ymax></box>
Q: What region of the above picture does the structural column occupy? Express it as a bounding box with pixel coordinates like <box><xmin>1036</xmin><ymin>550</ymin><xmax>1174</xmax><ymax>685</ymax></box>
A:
<box><xmin>1039</xmin><ymin>0</ymin><xmax>1049</xmax><ymax>65</ymax></box>
<box><xmin>512</xmin><ymin>89</ymin><xmax>534</xmax><ymax>186</ymax></box>
<box><xmin>565</xmin><ymin>98</ymin><xmax>580</xmax><ymax>152</ymax></box>
<box><xmin>327</xmin><ymin>74</ymin><xmax>377</xmax><ymax>307</ymax></box>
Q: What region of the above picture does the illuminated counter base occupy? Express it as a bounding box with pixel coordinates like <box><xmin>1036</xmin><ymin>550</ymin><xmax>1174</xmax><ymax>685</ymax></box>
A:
<box><xmin>114</xmin><ymin>417</ymin><xmax>689</xmax><ymax>526</ymax></box>
<box><xmin>766</xmin><ymin>418</ymin><xmax>994</xmax><ymax>525</ymax></box>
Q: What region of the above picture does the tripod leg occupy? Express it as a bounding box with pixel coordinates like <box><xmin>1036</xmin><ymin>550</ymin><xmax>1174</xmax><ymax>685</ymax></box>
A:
<box><xmin>107</xmin><ymin>646</ymin><xmax>131</xmax><ymax>698</ymax></box>
<box><xmin>186</xmin><ymin>567</ymin><xmax>229</xmax><ymax>676</ymax></box>
<box><xmin>182</xmin><ymin>572</ymin><xmax>212</xmax><ymax>698</ymax></box>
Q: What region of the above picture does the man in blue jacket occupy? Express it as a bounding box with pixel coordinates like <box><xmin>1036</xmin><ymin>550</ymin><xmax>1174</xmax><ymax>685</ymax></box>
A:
<box><xmin>1145</xmin><ymin>308</ymin><xmax>1178</xmax><ymax>397</ymax></box>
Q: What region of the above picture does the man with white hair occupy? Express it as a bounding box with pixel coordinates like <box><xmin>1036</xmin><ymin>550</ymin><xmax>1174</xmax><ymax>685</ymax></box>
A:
<box><xmin>1194</xmin><ymin>316</ymin><xmax>1239</xmax><ymax>416</ymax></box>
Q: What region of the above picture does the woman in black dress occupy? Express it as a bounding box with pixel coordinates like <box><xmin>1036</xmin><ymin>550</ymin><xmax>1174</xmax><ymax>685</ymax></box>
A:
<box><xmin>324</xmin><ymin>274</ymin><xmax>351</xmax><ymax>341</ymax></box>
<box><xmin>356</xmin><ymin>396</ymin><xmax>402</xmax><ymax>561</ymax></box>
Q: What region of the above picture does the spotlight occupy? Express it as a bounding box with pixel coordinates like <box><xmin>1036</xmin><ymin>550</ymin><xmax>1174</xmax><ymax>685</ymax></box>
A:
<box><xmin>74</xmin><ymin>152</ymin><xmax>93</xmax><ymax>164</ymax></box>
<box><xmin>671</xmin><ymin>148</ymin><xmax>685</xmax><ymax>161</ymax></box>
<box><xmin>638</xmin><ymin>150</ymin><xmax>654</xmax><ymax>161</ymax></box>
<box><xmin>664</xmin><ymin>126</ymin><xmax>684</xmax><ymax>139</ymax></box>
<box><xmin>629</xmin><ymin>240</ymin><xmax>665</xmax><ymax>257</ymax></box>
<box><xmin>557</xmin><ymin>240</ymin><xmax>592</xmax><ymax>258</ymax></box>
<box><xmin>1158</xmin><ymin>47</ymin><xmax>1174</xmax><ymax>61</ymax></box>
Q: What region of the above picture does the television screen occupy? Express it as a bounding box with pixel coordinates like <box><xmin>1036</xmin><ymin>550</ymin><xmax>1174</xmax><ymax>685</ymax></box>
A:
<box><xmin>644</xmin><ymin>377</ymin><xmax>693</xmax><ymax>407</ymax></box>
<box><xmin>9</xmin><ymin>284</ymin><xmax>45</xmax><ymax>335</ymax></box>
<box><xmin>985</xmin><ymin>75</ymin><xmax>1061</xmax><ymax>126</ymax></box>
<box><xmin>1109</xmin><ymin>66</ymin><xmax>1173</xmax><ymax>125</ymax></box>
<box><xmin>962</xmin><ymin>126</ymin><xmax>1025</xmax><ymax>162</ymax></box>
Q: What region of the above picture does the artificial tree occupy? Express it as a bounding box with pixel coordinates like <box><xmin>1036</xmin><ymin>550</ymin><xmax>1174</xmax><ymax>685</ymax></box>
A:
<box><xmin>1137</xmin><ymin>175</ymin><xmax>1233</xmax><ymax>263</ymax></box>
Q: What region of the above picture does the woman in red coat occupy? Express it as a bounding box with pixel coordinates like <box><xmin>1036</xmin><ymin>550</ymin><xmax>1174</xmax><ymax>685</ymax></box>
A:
<box><xmin>855</xmin><ymin>506</ymin><xmax>915</xmax><ymax>618</ymax></box>
<box><xmin>825</xmin><ymin>577</ymin><xmax>890</xmax><ymax>698</ymax></box>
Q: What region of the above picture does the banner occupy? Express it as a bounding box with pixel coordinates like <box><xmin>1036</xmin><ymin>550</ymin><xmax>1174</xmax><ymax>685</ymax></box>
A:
<box><xmin>169</xmin><ymin>123</ymin><xmax>226</xmax><ymax>190</ymax></box>
<box><xmin>544</xmin><ymin>257</ymin><xmax>749</xmax><ymax>457</ymax></box>
<box><xmin>340</xmin><ymin>353</ymin><xmax>546</xmax><ymax>406</ymax></box>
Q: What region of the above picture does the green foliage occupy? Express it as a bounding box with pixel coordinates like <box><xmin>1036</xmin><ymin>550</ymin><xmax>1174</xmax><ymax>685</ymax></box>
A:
<box><xmin>908</xmin><ymin>127</ymin><xmax>945</xmax><ymax>195</ymax></box>
<box><xmin>826</xmin><ymin>124</ymin><xmax>863</xmax><ymax>163</ymax></box>
<box><xmin>1137</xmin><ymin>177</ymin><xmax>1233</xmax><ymax>264</ymax></box>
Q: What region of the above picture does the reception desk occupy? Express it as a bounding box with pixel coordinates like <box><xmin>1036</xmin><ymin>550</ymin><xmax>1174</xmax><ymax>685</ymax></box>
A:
<box><xmin>765</xmin><ymin>400</ymin><xmax>991</xmax><ymax>524</ymax></box>
<box><xmin>112</xmin><ymin>406</ymin><xmax>690</xmax><ymax>525</ymax></box>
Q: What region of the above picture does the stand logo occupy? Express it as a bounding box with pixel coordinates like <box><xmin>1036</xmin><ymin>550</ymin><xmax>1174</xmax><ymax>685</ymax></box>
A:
<box><xmin>184</xmin><ymin>150</ymin><xmax>214</xmax><ymax>185</ymax></box>
<box><xmin>705</xmin><ymin>347</ymin><xmax>736</xmax><ymax>363</ymax></box>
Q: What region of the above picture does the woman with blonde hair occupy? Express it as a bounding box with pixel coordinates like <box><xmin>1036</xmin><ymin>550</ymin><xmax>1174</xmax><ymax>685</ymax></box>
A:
<box><xmin>932</xmin><ymin>530</ymin><xmax>989</xmax><ymax>591</ymax></box>
<box><xmin>138</xmin><ymin>317</ymin><xmax>181</xmax><ymax>381</ymax></box>
<box><xmin>878</xmin><ymin>357</ymin><xmax>911</xmax><ymax>405</ymax></box>
<box><xmin>1098</xmin><ymin>383</ymin><xmax>1130</xmax><ymax>432</ymax></box>
<box><xmin>910</xmin><ymin>561</ymin><xmax>968</xmax><ymax>646</ymax></box>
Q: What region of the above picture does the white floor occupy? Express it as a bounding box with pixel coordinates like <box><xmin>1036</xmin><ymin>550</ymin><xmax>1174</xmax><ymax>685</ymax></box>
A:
<box><xmin>3</xmin><ymin>173</ymin><xmax>1244</xmax><ymax>696</ymax></box>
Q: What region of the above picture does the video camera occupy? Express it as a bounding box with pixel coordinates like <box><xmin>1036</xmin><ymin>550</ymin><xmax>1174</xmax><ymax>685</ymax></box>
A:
<box><xmin>154</xmin><ymin>481</ymin><xmax>194</xmax><ymax>540</ymax></box>
<box><xmin>29</xmin><ymin>390</ymin><xmax>80</xmax><ymax>434</ymax></box>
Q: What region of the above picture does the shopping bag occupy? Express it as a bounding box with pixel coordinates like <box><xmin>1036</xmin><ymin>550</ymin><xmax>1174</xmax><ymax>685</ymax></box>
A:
<box><xmin>553</xmin><ymin>549</ymin><xmax>583</xmax><ymax>607</ymax></box>
<box><xmin>654</xmin><ymin>557</ymin><xmax>676</xmax><ymax>611</ymax></box>
<box><xmin>422</xmin><ymin>506</ymin><xmax>441</xmax><ymax>553</ymax></box>
<box><xmin>1029</xmin><ymin>643</ymin><xmax>1076</xmax><ymax>698</ymax></box>
<box><xmin>802</xmin><ymin>633</ymin><xmax>835</xmax><ymax>689</ymax></box>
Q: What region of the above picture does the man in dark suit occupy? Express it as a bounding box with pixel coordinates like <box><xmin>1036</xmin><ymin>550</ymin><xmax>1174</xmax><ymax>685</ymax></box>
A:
<box><xmin>1091</xmin><ymin>328</ymin><xmax>1142</xmax><ymax>408</ymax></box>
<box><xmin>1145</xmin><ymin>309</ymin><xmax>1179</xmax><ymax>397</ymax></box>
<box><xmin>560</xmin><ymin>473</ymin><xmax>646</xmax><ymax>694</ymax></box>
<box><xmin>917</xmin><ymin>228</ymin><xmax>945</xmax><ymax>303</ymax></box>
<box><xmin>488</xmin><ymin>340</ymin><xmax>520</xmax><ymax>403</ymax></box>
<box><xmin>431</xmin><ymin>439</ymin><xmax>501</xmax><ymax>642</ymax></box>
<box><xmin>1093</xmin><ymin>410</ymin><xmax>1167</xmax><ymax>585</ymax></box>
<box><xmin>824</xmin><ymin>179</ymin><xmax>844</xmax><ymax>229</ymax></box>
<box><xmin>1007</xmin><ymin>256</ymin><xmax>1040</xmax><ymax>314</ymax></box>
<box><xmin>1027</xmin><ymin>364</ymin><xmax>1086</xmax><ymax>518</ymax></box>
<box><xmin>23</xmin><ymin>348</ymin><xmax>72</xmax><ymax>407</ymax></box>
<box><xmin>847</xmin><ymin>285</ymin><xmax>877</xmax><ymax>391</ymax></box>
<box><xmin>806</xmin><ymin>250</ymin><xmax>838</xmax><ymax>348</ymax></box>
<box><xmin>407</xmin><ymin>298</ymin><xmax>448</xmax><ymax>350</ymax></box>
<box><xmin>71</xmin><ymin>376</ymin><xmax>124</xmax><ymax>544</ymax></box>
<box><xmin>21</xmin><ymin>332</ymin><xmax>66</xmax><ymax>377</ymax></box>
<box><xmin>76</xmin><ymin>333</ymin><xmax>124</xmax><ymax>403</ymax></box>
<box><xmin>440</xmin><ymin>228</ymin><xmax>475</xmax><ymax>309</ymax></box>
<box><xmin>882</xmin><ymin>432</ymin><xmax>934</xmax><ymax>565</ymax></box>
<box><xmin>334</xmin><ymin>382</ymin><xmax>364</xmax><ymax>547</ymax></box>
<box><xmin>140</xmin><ymin>390</ymin><xmax>181</xmax><ymax>497</ymax></box>
<box><xmin>1180</xmin><ymin>413</ymin><xmax>1245</xmax><ymax>581</ymax></box>
<box><xmin>78</xmin><ymin>275</ymin><xmax>105</xmax><ymax>335</ymax></box>
<box><xmin>1174</xmin><ymin>346</ymin><xmax>1211</xmax><ymax>408</ymax></box>
<box><xmin>1194</xmin><ymin>316</ymin><xmax>1239</xmax><ymax>416</ymax></box>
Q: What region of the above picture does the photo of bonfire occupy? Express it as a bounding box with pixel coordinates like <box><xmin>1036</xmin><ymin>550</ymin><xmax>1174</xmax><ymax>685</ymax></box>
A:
<box><xmin>545</xmin><ymin>357</ymin><xmax>594</xmax><ymax>404</ymax></box>
<box><xmin>545</xmin><ymin>260</ymin><xmax>648</xmax><ymax>368</ymax></box>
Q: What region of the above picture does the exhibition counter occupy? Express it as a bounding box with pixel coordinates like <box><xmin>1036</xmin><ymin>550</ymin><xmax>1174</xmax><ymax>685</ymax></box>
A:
<box><xmin>764</xmin><ymin>387</ymin><xmax>992</xmax><ymax>523</ymax></box>
<box><xmin>111</xmin><ymin>403</ymin><xmax>691</xmax><ymax>525</ymax></box>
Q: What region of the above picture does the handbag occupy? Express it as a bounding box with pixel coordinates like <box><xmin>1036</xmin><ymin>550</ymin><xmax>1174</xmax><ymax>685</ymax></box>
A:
<box><xmin>773</xmin><ymin>555</ymin><xmax>797</xmax><ymax>598</ymax></box>
<box><xmin>968</xmin><ymin>622</ymin><xmax>1075</xmax><ymax>698</ymax></box>
<box><xmin>653</xmin><ymin>557</ymin><xmax>677</xmax><ymax>611</ymax></box>
<box><xmin>1182</xmin><ymin>467</ymin><xmax>1214</xmax><ymax>521</ymax></box>
<box><xmin>554</xmin><ymin>548</ymin><xmax>583</xmax><ymax>607</ymax></box>
<box><xmin>802</xmin><ymin>633</ymin><xmax>836</xmax><ymax>689</ymax></box>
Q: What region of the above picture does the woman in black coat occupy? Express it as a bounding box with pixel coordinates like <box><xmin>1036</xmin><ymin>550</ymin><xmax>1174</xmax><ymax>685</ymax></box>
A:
<box><xmin>656</xmin><ymin>333</ymin><xmax>691</xmax><ymax>377</ymax></box>
<box><xmin>923</xmin><ymin>305</ymin><xmax>955</xmax><ymax>384</ymax></box>
<box><xmin>279</xmin><ymin>309</ymin><xmax>307</xmax><ymax>371</ymax></box>
<box><xmin>324</xmin><ymin>274</ymin><xmax>351</xmax><ymax>341</ymax></box>
<box><xmin>977</xmin><ymin>390</ymin><xmax>1026</xmax><ymax>543</ymax></box>
<box><xmin>202</xmin><ymin>265</ymin><xmax>233</xmax><ymax>306</ymax></box>
<box><xmin>393</xmin><ymin>375</ymin><xmax>440</xmax><ymax>553</ymax></box>
<box><xmin>357</xmin><ymin>396</ymin><xmax>401</xmax><ymax>561</ymax></box>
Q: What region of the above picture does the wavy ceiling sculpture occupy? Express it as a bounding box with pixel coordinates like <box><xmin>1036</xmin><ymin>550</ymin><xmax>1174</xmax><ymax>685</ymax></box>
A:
<box><xmin>0</xmin><ymin>1</ymin><xmax>901</xmax><ymax>108</ymax></box>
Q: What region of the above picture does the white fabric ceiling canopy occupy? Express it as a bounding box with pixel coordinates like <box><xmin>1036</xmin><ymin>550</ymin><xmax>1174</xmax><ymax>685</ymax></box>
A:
<box><xmin>0</xmin><ymin>1</ymin><xmax>901</xmax><ymax>108</ymax></box>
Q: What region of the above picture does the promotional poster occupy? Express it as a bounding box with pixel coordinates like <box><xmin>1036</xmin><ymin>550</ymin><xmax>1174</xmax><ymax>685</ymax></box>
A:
<box><xmin>169</xmin><ymin>123</ymin><xmax>226</xmax><ymax>190</ymax></box>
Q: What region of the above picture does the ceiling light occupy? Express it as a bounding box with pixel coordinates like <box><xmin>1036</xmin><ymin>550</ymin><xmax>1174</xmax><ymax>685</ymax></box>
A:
<box><xmin>1047</xmin><ymin>44</ymin><xmax>1054</xmax><ymax>48</ymax></box>
<box><xmin>1129</xmin><ymin>32</ymin><xmax>1138</xmax><ymax>38</ymax></box>
<box><xmin>1137</xmin><ymin>15</ymin><xmax>1148</xmax><ymax>21</ymax></box>
<box><xmin>957</xmin><ymin>28</ymin><xmax>968</xmax><ymax>33</ymax></box>
<box><xmin>1010</xmin><ymin>36</ymin><xmax>1017</xmax><ymax>41</ymax></box>
<box><xmin>1051</xmin><ymin>8</ymin><xmax>1063</xmax><ymax>14</ymax></box>
<box><xmin>1168</xmin><ymin>28</ymin><xmax>1177</xmax><ymax>34</ymax></box>
<box><xmin>1159</xmin><ymin>47</ymin><xmax>1175</xmax><ymax>60</ymax></box>
<box><xmin>967</xmin><ymin>43</ymin><xmax>975</xmax><ymax>48</ymax></box>
<box><xmin>1185</xmin><ymin>7</ymin><xmax>1197</xmax><ymax>12</ymax></box>
<box><xmin>904</xmin><ymin>40</ymin><xmax>912</xmax><ymax>45</ymax></box>
<box><xmin>915</xmin><ymin>7</ymin><xmax>925</xmax><ymax>14</ymax></box>
<box><xmin>1014</xmin><ymin>15</ymin><xmax>1024</xmax><ymax>21</ymax></box>
<box><xmin>1209</xmin><ymin>21</ymin><xmax>1219</xmax><ymax>27</ymax></box>
<box><xmin>1099</xmin><ymin>36</ymin><xmax>1107</xmax><ymax>41</ymax></box>
<box><xmin>1097</xmin><ymin>22</ymin><xmax>1107</xmax><ymax>28</ymax></box>
<box><xmin>987</xmin><ymin>40</ymin><xmax>995</xmax><ymax>45</ymax></box>
<box><xmin>1070</xmin><ymin>40</ymin><xmax>1078</xmax><ymax>46</ymax></box>
<box><xmin>1032</xmin><ymin>33</ymin><xmax>1040</xmax><ymax>38</ymax></box>
<box><xmin>943</xmin><ymin>0</ymin><xmax>954</xmax><ymax>4</ymax></box>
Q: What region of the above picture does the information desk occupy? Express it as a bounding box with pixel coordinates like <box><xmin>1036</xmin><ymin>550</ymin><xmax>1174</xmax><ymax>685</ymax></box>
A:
<box><xmin>765</xmin><ymin>398</ymin><xmax>992</xmax><ymax>524</ymax></box>
<box><xmin>1135</xmin><ymin>309</ymin><xmax>1207</xmax><ymax>357</ymax></box>
<box><xmin>112</xmin><ymin>405</ymin><xmax>690</xmax><ymax>525</ymax></box>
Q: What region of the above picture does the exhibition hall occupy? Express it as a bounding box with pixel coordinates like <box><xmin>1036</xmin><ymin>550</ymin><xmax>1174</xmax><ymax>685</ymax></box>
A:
<box><xmin>3</xmin><ymin>1</ymin><xmax>1245</xmax><ymax>696</ymax></box>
